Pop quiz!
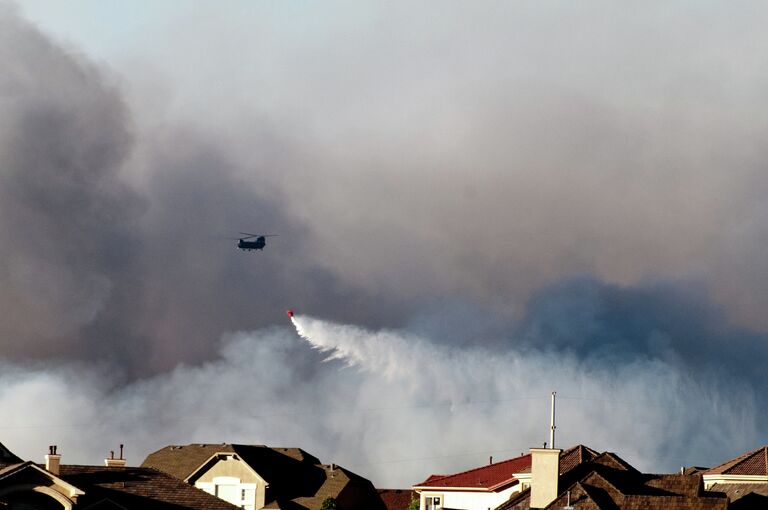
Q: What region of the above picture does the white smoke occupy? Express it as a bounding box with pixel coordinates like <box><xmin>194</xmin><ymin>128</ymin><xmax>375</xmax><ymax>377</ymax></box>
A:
<box><xmin>0</xmin><ymin>312</ymin><xmax>761</xmax><ymax>487</ymax></box>
<box><xmin>290</xmin><ymin>312</ymin><xmax>758</xmax><ymax>480</ymax></box>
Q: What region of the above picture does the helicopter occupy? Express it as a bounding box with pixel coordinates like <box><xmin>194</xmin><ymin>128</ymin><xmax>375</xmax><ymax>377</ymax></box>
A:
<box><xmin>235</xmin><ymin>232</ymin><xmax>278</xmax><ymax>251</ymax></box>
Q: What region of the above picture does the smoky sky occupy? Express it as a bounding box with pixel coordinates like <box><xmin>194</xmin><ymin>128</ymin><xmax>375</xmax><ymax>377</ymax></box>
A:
<box><xmin>3</xmin><ymin>0</ymin><xmax>768</xmax><ymax>487</ymax></box>
<box><xmin>0</xmin><ymin>3</ymin><xmax>413</xmax><ymax>374</ymax></box>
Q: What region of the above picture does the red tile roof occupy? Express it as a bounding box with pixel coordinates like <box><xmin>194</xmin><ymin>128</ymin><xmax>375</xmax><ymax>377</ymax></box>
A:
<box><xmin>415</xmin><ymin>454</ymin><xmax>531</xmax><ymax>491</ymax></box>
<box><xmin>704</xmin><ymin>445</ymin><xmax>768</xmax><ymax>476</ymax></box>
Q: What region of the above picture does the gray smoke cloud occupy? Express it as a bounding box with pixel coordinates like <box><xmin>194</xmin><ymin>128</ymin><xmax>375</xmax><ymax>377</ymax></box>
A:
<box><xmin>3</xmin><ymin>0</ymin><xmax>768</xmax><ymax>490</ymax></box>
<box><xmin>0</xmin><ymin>291</ymin><xmax>764</xmax><ymax>488</ymax></box>
<box><xmin>0</xmin><ymin>3</ymin><xmax>410</xmax><ymax>374</ymax></box>
<box><xmin>0</xmin><ymin>3</ymin><xmax>140</xmax><ymax>360</ymax></box>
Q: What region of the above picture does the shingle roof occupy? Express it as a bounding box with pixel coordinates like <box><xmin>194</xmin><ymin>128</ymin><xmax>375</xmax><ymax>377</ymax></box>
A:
<box><xmin>707</xmin><ymin>482</ymin><xmax>768</xmax><ymax>504</ymax></box>
<box><xmin>58</xmin><ymin>465</ymin><xmax>241</xmax><ymax>509</ymax></box>
<box><xmin>0</xmin><ymin>442</ymin><xmax>22</xmax><ymax>467</ymax></box>
<box><xmin>415</xmin><ymin>454</ymin><xmax>531</xmax><ymax>491</ymax></box>
<box><xmin>704</xmin><ymin>445</ymin><xmax>768</xmax><ymax>476</ymax></box>
<box><xmin>141</xmin><ymin>444</ymin><xmax>385</xmax><ymax>510</ymax></box>
<box><xmin>559</xmin><ymin>444</ymin><xmax>601</xmax><ymax>474</ymax></box>
<box><xmin>494</xmin><ymin>451</ymin><xmax>728</xmax><ymax>510</ymax></box>
<box><xmin>512</xmin><ymin>444</ymin><xmax>600</xmax><ymax>475</ymax></box>
<box><xmin>378</xmin><ymin>489</ymin><xmax>416</xmax><ymax>510</ymax></box>
<box><xmin>141</xmin><ymin>444</ymin><xmax>319</xmax><ymax>481</ymax></box>
<box><xmin>273</xmin><ymin>464</ymin><xmax>385</xmax><ymax>510</ymax></box>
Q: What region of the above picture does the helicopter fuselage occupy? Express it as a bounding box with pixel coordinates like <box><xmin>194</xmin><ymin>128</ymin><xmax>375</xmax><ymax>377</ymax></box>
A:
<box><xmin>235</xmin><ymin>232</ymin><xmax>276</xmax><ymax>251</ymax></box>
<box><xmin>238</xmin><ymin>237</ymin><xmax>266</xmax><ymax>251</ymax></box>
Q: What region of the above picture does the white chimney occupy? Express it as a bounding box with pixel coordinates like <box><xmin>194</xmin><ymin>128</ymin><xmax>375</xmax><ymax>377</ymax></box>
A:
<box><xmin>105</xmin><ymin>444</ymin><xmax>127</xmax><ymax>468</ymax></box>
<box><xmin>45</xmin><ymin>445</ymin><xmax>61</xmax><ymax>475</ymax></box>
<box><xmin>529</xmin><ymin>447</ymin><xmax>561</xmax><ymax>509</ymax></box>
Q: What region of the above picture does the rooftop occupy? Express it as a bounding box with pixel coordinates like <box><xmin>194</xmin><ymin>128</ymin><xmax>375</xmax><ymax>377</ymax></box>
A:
<box><xmin>704</xmin><ymin>445</ymin><xmax>768</xmax><ymax>477</ymax></box>
<box><xmin>415</xmin><ymin>453</ymin><xmax>531</xmax><ymax>491</ymax></box>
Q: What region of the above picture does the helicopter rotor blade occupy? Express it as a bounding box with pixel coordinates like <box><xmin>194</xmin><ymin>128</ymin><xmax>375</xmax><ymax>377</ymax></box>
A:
<box><xmin>239</xmin><ymin>232</ymin><xmax>278</xmax><ymax>238</ymax></box>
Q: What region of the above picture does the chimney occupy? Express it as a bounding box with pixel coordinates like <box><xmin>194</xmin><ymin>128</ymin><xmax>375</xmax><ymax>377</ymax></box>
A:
<box><xmin>105</xmin><ymin>444</ymin><xmax>127</xmax><ymax>468</ymax></box>
<box><xmin>529</xmin><ymin>447</ymin><xmax>561</xmax><ymax>509</ymax></box>
<box><xmin>45</xmin><ymin>445</ymin><xmax>61</xmax><ymax>475</ymax></box>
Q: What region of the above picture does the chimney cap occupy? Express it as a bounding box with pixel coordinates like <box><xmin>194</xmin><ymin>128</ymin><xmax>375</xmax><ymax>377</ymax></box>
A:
<box><xmin>105</xmin><ymin>444</ymin><xmax>127</xmax><ymax>467</ymax></box>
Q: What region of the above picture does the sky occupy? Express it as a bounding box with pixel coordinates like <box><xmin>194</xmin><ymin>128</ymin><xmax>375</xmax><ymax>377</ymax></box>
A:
<box><xmin>2</xmin><ymin>0</ymin><xmax>768</xmax><ymax>488</ymax></box>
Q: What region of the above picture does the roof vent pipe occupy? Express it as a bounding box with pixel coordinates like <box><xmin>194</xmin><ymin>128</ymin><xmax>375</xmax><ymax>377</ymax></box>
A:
<box><xmin>105</xmin><ymin>444</ymin><xmax>127</xmax><ymax>468</ymax></box>
<box><xmin>563</xmin><ymin>490</ymin><xmax>574</xmax><ymax>510</ymax></box>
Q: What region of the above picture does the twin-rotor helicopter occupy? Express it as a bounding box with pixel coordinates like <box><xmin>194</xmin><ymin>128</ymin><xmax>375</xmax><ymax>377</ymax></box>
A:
<box><xmin>232</xmin><ymin>232</ymin><xmax>278</xmax><ymax>252</ymax></box>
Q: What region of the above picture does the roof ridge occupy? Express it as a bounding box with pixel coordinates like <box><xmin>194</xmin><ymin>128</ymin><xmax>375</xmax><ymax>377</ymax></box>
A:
<box><xmin>578</xmin><ymin>469</ymin><xmax>623</xmax><ymax>494</ymax></box>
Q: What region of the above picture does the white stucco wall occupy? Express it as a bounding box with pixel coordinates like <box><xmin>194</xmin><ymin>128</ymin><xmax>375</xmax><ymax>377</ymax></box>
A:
<box><xmin>420</xmin><ymin>485</ymin><xmax>519</xmax><ymax>510</ymax></box>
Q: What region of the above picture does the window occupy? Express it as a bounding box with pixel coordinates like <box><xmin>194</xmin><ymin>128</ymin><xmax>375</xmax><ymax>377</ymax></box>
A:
<box><xmin>216</xmin><ymin>483</ymin><xmax>239</xmax><ymax>502</ymax></box>
<box><xmin>425</xmin><ymin>495</ymin><xmax>442</xmax><ymax>510</ymax></box>
<box><xmin>198</xmin><ymin>477</ymin><xmax>256</xmax><ymax>510</ymax></box>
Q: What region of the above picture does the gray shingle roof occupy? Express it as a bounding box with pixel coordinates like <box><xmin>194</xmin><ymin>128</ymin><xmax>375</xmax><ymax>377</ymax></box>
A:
<box><xmin>58</xmin><ymin>465</ymin><xmax>241</xmax><ymax>509</ymax></box>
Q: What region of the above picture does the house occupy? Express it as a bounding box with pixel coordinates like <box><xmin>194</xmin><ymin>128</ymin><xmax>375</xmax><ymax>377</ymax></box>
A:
<box><xmin>412</xmin><ymin>452</ymin><xmax>532</xmax><ymax>510</ymax></box>
<box><xmin>141</xmin><ymin>443</ymin><xmax>386</xmax><ymax>510</ymax></box>
<box><xmin>495</xmin><ymin>446</ymin><xmax>728</xmax><ymax>510</ymax></box>
<box><xmin>501</xmin><ymin>444</ymin><xmax>599</xmax><ymax>493</ymax></box>
<box><xmin>0</xmin><ymin>442</ymin><xmax>239</xmax><ymax>509</ymax></box>
<box><xmin>412</xmin><ymin>445</ymin><xmax>597</xmax><ymax>510</ymax></box>
<box><xmin>703</xmin><ymin>445</ymin><xmax>768</xmax><ymax>508</ymax></box>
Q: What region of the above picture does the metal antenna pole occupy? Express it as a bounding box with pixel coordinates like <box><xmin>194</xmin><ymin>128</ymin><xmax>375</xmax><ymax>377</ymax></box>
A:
<box><xmin>550</xmin><ymin>391</ymin><xmax>556</xmax><ymax>449</ymax></box>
